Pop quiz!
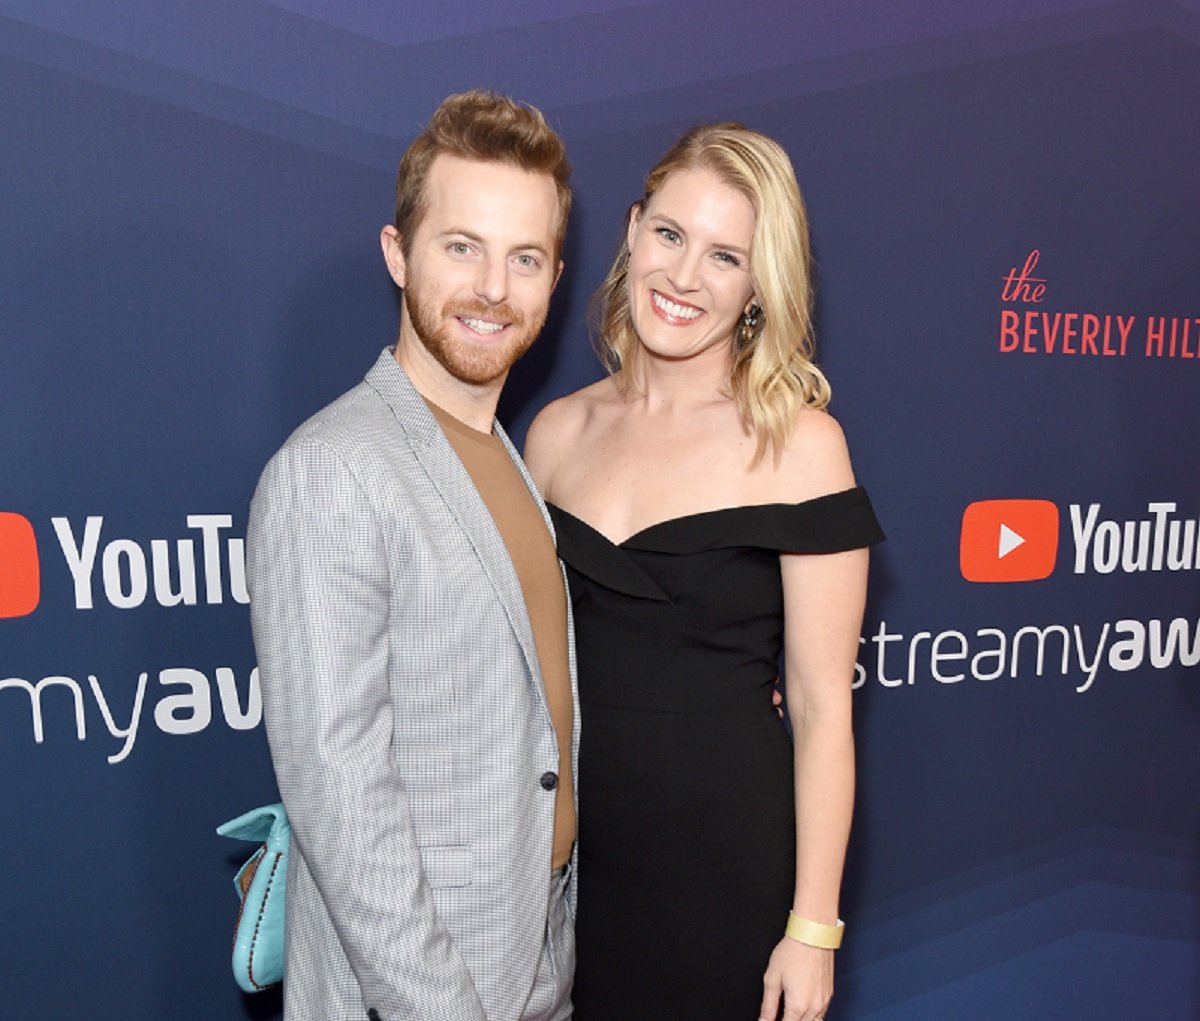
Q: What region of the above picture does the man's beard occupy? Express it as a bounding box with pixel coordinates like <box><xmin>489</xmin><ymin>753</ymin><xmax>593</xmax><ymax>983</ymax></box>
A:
<box><xmin>405</xmin><ymin>289</ymin><xmax>546</xmax><ymax>386</ymax></box>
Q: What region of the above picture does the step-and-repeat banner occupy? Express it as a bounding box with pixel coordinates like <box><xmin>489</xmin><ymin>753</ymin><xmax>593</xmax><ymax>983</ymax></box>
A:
<box><xmin>2</xmin><ymin>2</ymin><xmax>1196</xmax><ymax>1017</ymax></box>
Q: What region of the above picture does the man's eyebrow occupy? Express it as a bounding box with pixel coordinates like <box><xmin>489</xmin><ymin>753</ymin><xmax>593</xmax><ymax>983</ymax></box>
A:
<box><xmin>439</xmin><ymin>227</ymin><xmax>485</xmax><ymax>244</ymax></box>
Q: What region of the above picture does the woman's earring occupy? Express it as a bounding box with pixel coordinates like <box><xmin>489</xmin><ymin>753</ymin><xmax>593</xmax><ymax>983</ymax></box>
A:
<box><xmin>739</xmin><ymin>303</ymin><xmax>764</xmax><ymax>348</ymax></box>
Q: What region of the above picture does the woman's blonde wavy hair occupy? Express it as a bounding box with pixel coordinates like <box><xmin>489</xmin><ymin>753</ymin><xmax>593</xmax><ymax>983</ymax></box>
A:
<box><xmin>593</xmin><ymin>123</ymin><xmax>830</xmax><ymax>463</ymax></box>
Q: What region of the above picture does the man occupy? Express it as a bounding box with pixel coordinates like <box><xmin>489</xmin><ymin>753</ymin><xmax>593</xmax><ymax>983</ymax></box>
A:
<box><xmin>247</xmin><ymin>91</ymin><xmax>576</xmax><ymax>1021</ymax></box>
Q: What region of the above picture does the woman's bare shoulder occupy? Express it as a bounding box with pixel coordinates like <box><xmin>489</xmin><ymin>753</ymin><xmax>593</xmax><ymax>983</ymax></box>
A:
<box><xmin>525</xmin><ymin>377</ymin><xmax>620</xmax><ymax>493</ymax></box>
<box><xmin>527</xmin><ymin>378</ymin><xmax>620</xmax><ymax>445</ymax></box>
<box><xmin>767</xmin><ymin>406</ymin><xmax>857</xmax><ymax>501</ymax></box>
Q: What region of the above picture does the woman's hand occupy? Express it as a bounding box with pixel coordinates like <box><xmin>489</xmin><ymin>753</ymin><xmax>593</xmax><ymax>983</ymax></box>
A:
<box><xmin>758</xmin><ymin>937</ymin><xmax>833</xmax><ymax>1021</ymax></box>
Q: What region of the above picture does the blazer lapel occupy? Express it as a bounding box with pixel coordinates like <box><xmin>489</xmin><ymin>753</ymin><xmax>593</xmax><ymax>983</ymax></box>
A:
<box><xmin>364</xmin><ymin>351</ymin><xmax>544</xmax><ymax>689</ymax></box>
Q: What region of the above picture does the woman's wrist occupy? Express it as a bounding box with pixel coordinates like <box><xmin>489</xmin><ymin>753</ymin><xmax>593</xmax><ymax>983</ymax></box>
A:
<box><xmin>784</xmin><ymin>912</ymin><xmax>844</xmax><ymax>949</ymax></box>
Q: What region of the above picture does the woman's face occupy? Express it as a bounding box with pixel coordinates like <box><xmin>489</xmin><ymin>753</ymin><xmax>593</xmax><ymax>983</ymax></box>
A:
<box><xmin>625</xmin><ymin>166</ymin><xmax>757</xmax><ymax>367</ymax></box>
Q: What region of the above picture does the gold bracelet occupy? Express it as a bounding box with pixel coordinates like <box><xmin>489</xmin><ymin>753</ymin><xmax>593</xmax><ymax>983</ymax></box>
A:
<box><xmin>784</xmin><ymin>912</ymin><xmax>845</xmax><ymax>949</ymax></box>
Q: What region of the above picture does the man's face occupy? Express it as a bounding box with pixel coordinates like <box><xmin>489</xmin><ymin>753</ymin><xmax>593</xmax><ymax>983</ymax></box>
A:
<box><xmin>388</xmin><ymin>154</ymin><xmax>562</xmax><ymax>388</ymax></box>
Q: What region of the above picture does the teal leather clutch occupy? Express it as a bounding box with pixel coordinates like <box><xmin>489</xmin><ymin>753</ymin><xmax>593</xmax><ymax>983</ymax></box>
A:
<box><xmin>217</xmin><ymin>803</ymin><xmax>290</xmax><ymax>993</ymax></box>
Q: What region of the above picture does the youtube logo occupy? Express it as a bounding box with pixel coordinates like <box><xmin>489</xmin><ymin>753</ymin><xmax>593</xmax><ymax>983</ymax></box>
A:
<box><xmin>0</xmin><ymin>512</ymin><xmax>41</xmax><ymax>617</ymax></box>
<box><xmin>960</xmin><ymin>499</ymin><xmax>1059</xmax><ymax>582</ymax></box>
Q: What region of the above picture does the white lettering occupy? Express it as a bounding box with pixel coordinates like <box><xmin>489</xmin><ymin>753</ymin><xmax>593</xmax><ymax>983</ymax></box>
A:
<box><xmin>52</xmin><ymin>516</ymin><xmax>103</xmax><ymax>609</ymax></box>
<box><xmin>0</xmin><ymin>665</ymin><xmax>261</xmax><ymax>760</ymax></box>
<box><xmin>1092</xmin><ymin>522</ymin><xmax>1120</xmax><ymax>573</ymax></box>
<box><xmin>87</xmin><ymin>672</ymin><xmax>149</xmax><ymax>764</ymax></box>
<box><xmin>1070</xmin><ymin>503</ymin><xmax>1100</xmax><ymax>573</ymax></box>
<box><xmin>187</xmin><ymin>514</ymin><xmax>234</xmax><ymax>604</ymax></box>
<box><xmin>227</xmin><ymin>538</ymin><xmax>250</xmax><ymax>604</ymax></box>
<box><xmin>216</xmin><ymin>667</ymin><xmax>262</xmax><ymax>730</ymax></box>
<box><xmin>854</xmin><ymin>613</ymin><xmax>1189</xmax><ymax>695</ymax></box>
<box><xmin>102</xmin><ymin>539</ymin><xmax>148</xmax><ymax>608</ymax></box>
<box><xmin>1107</xmin><ymin>620</ymin><xmax>1144</xmax><ymax>672</ymax></box>
<box><xmin>154</xmin><ymin>668</ymin><xmax>212</xmax><ymax>734</ymax></box>
<box><xmin>1073</xmin><ymin>623</ymin><xmax>1110</xmax><ymax>694</ymax></box>
<box><xmin>1147</xmin><ymin>617</ymin><xmax>1200</xmax><ymax>668</ymax></box>
<box><xmin>872</xmin><ymin>620</ymin><xmax>905</xmax><ymax>688</ymax></box>
<box><xmin>930</xmin><ymin>630</ymin><xmax>967</xmax><ymax>683</ymax></box>
<box><xmin>150</xmin><ymin>539</ymin><xmax>197</xmax><ymax>606</ymax></box>
<box><xmin>52</xmin><ymin>513</ymin><xmax>248</xmax><ymax>609</ymax></box>
<box><xmin>1120</xmin><ymin>520</ymin><xmax>1150</xmax><ymax>572</ymax></box>
<box><xmin>1071</xmin><ymin>501</ymin><xmax>1198</xmax><ymax>576</ymax></box>
<box><xmin>0</xmin><ymin>675</ymin><xmax>86</xmax><ymax>742</ymax></box>
<box><xmin>1147</xmin><ymin>502</ymin><xmax>1175</xmax><ymax>570</ymax></box>
<box><xmin>906</xmin><ymin>631</ymin><xmax>932</xmax><ymax>685</ymax></box>
<box><xmin>1166</xmin><ymin>519</ymin><xmax>1197</xmax><ymax>571</ymax></box>
<box><xmin>1010</xmin><ymin>624</ymin><xmax>1071</xmax><ymax>678</ymax></box>
<box><xmin>971</xmin><ymin>628</ymin><xmax>1007</xmax><ymax>681</ymax></box>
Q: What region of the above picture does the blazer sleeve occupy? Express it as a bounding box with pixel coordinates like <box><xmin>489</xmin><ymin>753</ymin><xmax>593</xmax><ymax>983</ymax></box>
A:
<box><xmin>247</xmin><ymin>435</ymin><xmax>488</xmax><ymax>1021</ymax></box>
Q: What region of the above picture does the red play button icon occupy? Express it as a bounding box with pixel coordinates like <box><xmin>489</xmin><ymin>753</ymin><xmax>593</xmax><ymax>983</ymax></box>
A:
<box><xmin>960</xmin><ymin>500</ymin><xmax>1059</xmax><ymax>582</ymax></box>
<box><xmin>0</xmin><ymin>512</ymin><xmax>40</xmax><ymax>617</ymax></box>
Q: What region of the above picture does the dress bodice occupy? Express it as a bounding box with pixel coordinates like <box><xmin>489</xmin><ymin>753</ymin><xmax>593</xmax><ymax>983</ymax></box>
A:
<box><xmin>548</xmin><ymin>486</ymin><xmax>884</xmax><ymax>714</ymax></box>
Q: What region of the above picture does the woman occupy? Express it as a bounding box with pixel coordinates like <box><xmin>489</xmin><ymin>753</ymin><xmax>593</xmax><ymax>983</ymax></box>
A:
<box><xmin>526</xmin><ymin>124</ymin><xmax>883</xmax><ymax>1020</ymax></box>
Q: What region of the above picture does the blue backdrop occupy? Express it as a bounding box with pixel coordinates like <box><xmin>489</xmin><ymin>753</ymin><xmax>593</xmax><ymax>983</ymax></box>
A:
<box><xmin>1</xmin><ymin>2</ymin><xmax>1197</xmax><ymax>1017</ymax></box>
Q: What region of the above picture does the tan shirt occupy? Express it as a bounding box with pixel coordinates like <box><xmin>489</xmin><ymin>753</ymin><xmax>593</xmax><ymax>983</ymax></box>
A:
<box><xmin>427</xmin><ymin>400</ymin><xmax>575</xmax><ymax>869</ymax></box>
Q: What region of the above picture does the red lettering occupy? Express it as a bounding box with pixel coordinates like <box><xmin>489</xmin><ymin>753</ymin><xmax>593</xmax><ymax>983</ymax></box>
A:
<box><xmin>999</xmin><ymin>269</ymin><xmax>1020</xmax><ymax>301</ymax></box>
<box><xmin>1118</xmin><ymin>315</ymin><xmax>1133</xmax><ymax>356</ymax></box>
<box><xmin>1081</xmin><ymin>314</ymin><xmax>1100</xmax><ymax>355</ymax></box>
<box><xmin>1061</xmin><ymin>312</ymin><xmax>1078</xmax><ymax>355</ymax></box>
<box><xmin>999</xmin><ymin>310</ymin><xmax>1020</xmax><ymax>352</ymax></box>
<box><xmin>1040</xmin><ymin>312</ymin><xmax>1060</xmax><ymax>353</ymax></box>
<box><xmin>1101</xmin><ymin>316</ymin><xmax>1117</xmax><ymax>356</ymax></box>
<box><xmin>1144</xmin><ymin>317</ymin><xmax>1162</xmax><ymax>357</ymax></box>
<box><xmin>999</xmin><ymin>307</ymin><xmax>1142</xmax><ymax>357</ymax></box>
<box><xmin>1000</xmin><ymin>249</ymin><xmax>1047</xmax><ymax>303</ymax></box>
<box><xmin>1023</xmin><ymin>310</ymin><xmax>1040</xmax><ymax>352</ymax></box>
<box><xmin>1182</xmin><ymin>318</ymin><xmax>1196</xmax><ymax>358</ymax></box>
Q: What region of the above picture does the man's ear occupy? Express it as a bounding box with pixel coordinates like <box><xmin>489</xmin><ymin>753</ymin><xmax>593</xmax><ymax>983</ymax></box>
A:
<box><xmin>552</xmin><ymin>260</ymin><xmax>564</xmax><ymax>294</ymax></box>
<box><xmin>380</xmin><ymin>225</ymin><xmax>407</xmax><ymax>288</ymax></box>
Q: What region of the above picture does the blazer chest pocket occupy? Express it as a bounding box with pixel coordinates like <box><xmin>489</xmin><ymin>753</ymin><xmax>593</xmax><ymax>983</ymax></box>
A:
<box><xmin>419</xmin><ymin>844</ymin><xmax>473</xmax><ymax>888</ymax></box>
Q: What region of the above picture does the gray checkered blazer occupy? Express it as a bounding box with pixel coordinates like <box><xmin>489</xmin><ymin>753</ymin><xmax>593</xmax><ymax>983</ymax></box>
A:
<box><xmin>247</xmin><ymin>349</ymin><xmax>579</xmax><ymax>1021</ymax></box>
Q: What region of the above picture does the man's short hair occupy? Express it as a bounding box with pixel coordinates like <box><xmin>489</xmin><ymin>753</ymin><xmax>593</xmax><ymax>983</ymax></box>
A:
<box><xmin>394</xmin><ymin>90</ymin><xmax>572</xmax><ymax>259</ymax></box>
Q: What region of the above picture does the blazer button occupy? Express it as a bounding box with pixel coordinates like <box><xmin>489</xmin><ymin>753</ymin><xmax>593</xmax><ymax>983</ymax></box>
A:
<box><xmin>539</xmin><ymin>771</ymin><xmax>558</xmax><ymax>791</ymax></box>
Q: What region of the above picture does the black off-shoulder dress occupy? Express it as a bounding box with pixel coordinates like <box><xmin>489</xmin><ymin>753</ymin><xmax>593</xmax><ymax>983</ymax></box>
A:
<box><xmin>548</xmin><ymin>486</ymin><xmax>884</xmax><ymax>1018</ymax></box>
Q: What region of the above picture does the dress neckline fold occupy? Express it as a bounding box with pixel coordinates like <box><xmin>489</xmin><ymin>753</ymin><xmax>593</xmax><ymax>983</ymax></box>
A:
<box><xmin>549</xmin><ymin>486</ymin><xmax>880</xmax><ymax>550</ymax></box>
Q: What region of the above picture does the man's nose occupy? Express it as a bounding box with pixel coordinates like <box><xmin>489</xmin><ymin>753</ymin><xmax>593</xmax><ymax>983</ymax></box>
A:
<box><xmin>474</xmin><ymin>254</ymin><xmax>508</xmax><ymax>306</ymax></box>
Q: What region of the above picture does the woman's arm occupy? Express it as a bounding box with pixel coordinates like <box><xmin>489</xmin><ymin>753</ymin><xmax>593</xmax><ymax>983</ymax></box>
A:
<box><xmin>760</xmin><ymin>413</ymin><xmax>869</xmax><ymax>1021</ymax></box>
